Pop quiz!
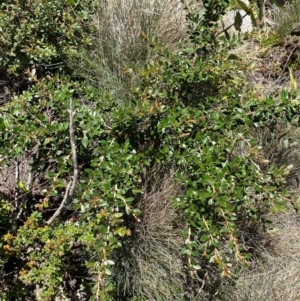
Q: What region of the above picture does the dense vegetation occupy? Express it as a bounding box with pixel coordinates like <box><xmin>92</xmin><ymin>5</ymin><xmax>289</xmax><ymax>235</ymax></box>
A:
<box><xmin>1</xmin><ymin>0</ymin><xmax>300</xmax><ymax>300</ymax></box>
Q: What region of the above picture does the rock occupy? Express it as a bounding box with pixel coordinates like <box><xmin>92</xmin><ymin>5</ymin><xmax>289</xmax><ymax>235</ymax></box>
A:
<box><xmin>291</xmin><ymin>26</ymin><xmax>300</xmax><ymax>36</ymax></box>
<box><xmin>221</xmin><ymin>9</ymin><xmax>253</xmax><ymax>34</ymax></box>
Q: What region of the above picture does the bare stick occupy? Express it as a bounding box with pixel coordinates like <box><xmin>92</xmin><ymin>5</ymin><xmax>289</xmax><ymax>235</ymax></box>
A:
<box><xmin>46</xmin><ymin>98</ymin><xmax>78</xmax><ymax>225</ymax></box>
<box><xmin>45</xmin><ymin>181</ymin><xmax>72</xmax><ymax>225</ymax></box>
<box><xmin>68</xmin><ymin>98</ymin><xmax>78</xmax><ymax>199</ymax></box>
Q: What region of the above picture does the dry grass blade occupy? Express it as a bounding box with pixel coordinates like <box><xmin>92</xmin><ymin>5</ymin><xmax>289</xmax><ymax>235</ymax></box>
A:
<box><xmin>112</xmin><ymin>166</ymin><xmax>189</xmax><ymax>301</ymax></box>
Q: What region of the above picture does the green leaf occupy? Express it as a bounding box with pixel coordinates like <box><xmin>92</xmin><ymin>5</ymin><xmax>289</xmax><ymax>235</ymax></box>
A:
<box><xmin>105</xmin><ymin>260</ymin><xmax>115</xmax><ymax>265</ymax></box>
<box><xmin>228</xmin><ymin>54</ymin><xmax>240</xmax><ymax>60</ymax></box>
<box><xmin>249</xmin><ymin>11</ymin><xmax>257</xmax><ymax>27</ymax></box>
<box><xmin>236</xmin><ymin>0</ymin><xmax>251</xmax><ymax>13</ymax></box>
<box><xmin>17</xmin><ymin>181</ymin><xmax>26</xmax><ymax>192</ymax></box>
<box><xmin>43</xmin><ymin>137</ymin><xmax>54</xmax><ymax>145</ymax></box>
<box><xmin>258</xmin><ymin>0</ymin><xmax>264</xmax><ymax>20</ymax></box>
<box><xmin>200</xmin><ymin>234</ymin><xmax>208</xmax><ymax>242</ymax></box>
<box><xmin>192</xmin><ymin>265</ymin><xmax>201</xmax><ymax>270</ymax></box>
<box><xmin>86</xmin><ymin>261</ymin><xmax>96</xmax><ymax>268</ymax></box>
<box><xmin>82</xmin><ymin>136</ymin><xmax>89</xmax><ymax>148</ymax></box>
<box><xmin>113</xmin><ymin>213</ymin><xmax>123</xmax><ymax>218</ymax></box>
<box><xmin>94</xmin><ymin>240</ymin><xmax>104</xmax><ymax>248</ymax></box>
<box><xmin>234</xmin><ymin>11</ymin><xmax>243</xmax><ymax>32</ymax></box>
<box><xmin>224</xmin><ymin>29</ymin><xmax>231</xmax><ymax>41</ymax></box>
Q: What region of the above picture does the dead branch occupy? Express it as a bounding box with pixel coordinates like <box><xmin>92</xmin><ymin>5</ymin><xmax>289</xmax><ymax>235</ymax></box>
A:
<box><xmin>46</xmin><ymin>98</ymin><xmax>78</xmax><ymax>225</ymax></box>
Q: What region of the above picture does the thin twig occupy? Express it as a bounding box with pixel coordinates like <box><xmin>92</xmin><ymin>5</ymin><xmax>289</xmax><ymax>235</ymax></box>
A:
<box><xmin>46</xmin><ymin>98</ymin><xmax>78</xmax><ymax>225</ymax></box>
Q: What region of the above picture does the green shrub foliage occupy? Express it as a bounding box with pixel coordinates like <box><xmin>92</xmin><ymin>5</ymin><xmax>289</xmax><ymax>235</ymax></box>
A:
<box><xmin>0</xmin><ymin>0</ymin><xmax>299</xmax><ymax>300</ymax></box>
<box><xmin>0</xmin><ymin>0</ymin><xmax>98</xmax><ymax>75</ymax></box>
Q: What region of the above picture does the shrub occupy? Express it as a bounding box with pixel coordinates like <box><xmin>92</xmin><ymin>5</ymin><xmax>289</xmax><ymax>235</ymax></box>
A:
<box><xmin>0</xmin><ymin>0</ymin><xmax>98</xmax><ymax>76</ymax></box>
<box><xmin>1</xmin><ymin>0</ymin><xmax>300</xmax><ymax>300</ymax></box>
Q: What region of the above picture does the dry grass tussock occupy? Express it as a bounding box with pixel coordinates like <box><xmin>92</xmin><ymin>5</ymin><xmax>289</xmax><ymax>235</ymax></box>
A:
<box><xmin>112</xmin><ymin>166</ymin><xmax>193</xmax><ymax>301</ymax></box>
<box><xmin>219</xmin><ymin>211</ymin><xmax>300</xmax><ymax>301</ymax></box>
<box><xmin>95</xmin><ymin>0</ymin><xmax>198</xmax><ymax>54</ymax></box>
<box><xmin>75</xmin><ymin>0</ymin><xmax>200</xmax><ymax>99</ymax></box>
